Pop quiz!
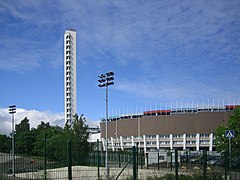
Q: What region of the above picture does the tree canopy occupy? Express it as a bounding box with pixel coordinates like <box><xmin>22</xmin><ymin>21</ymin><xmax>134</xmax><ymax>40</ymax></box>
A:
<box><xmin>0</xmin><ymin>134</ymin><xmax>11</xmax><ymax>153</ymax></box>
<box><xmin>70</xmin><ymin>114</ymin><xmax>90</xmax><ymax>165</ymax></box>
<box><xmin>15</xmin><ymin>117</ymin><xmax>30</xmax><ymax>134</ymax></box>
<box><xmin>215</xmin><ymin>107</ymin><xmax>240</xmax><ymax>156</ymax></box>
<box><xmin>0</xmin><ymin>114</ymin><xmax>91</xmax><ymax>162</ymax></box>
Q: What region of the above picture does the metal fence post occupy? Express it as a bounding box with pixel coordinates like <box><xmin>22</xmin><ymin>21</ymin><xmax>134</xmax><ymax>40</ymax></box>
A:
<box><xmin>103</xmin><ymin>152</ymin><xmax>106</xmax><ymax>167</ymax></box>
<box><xmin>203</xmin><ymin>150</ymin><xmax>207</xmax><ymax>179</ymax></box>
<box><xmin>158</xmin><ymin>151</ymin><xmax>160</xmax><ymax>170</ymax></box>
<box><xmin>93</xmin><ymin>151</ymin><xmax>95</xmax><ymax>166</ymax></box>
<box><xmin>141</xmin><ymin>149</ymin><xmax>143</xmax><ymax>169</ymax></box>
<box><xmin>186</xmin><ymin>150</ymin><xmax>189</xmax><ymax>170</ymax></box>
<box><xmin>67</xmin><ymin>141</ymin><xmax>72</xmax><ymax>180</ymax></box>
<box><xmin>118</xmin><ymin>152</ymin><xmax>121</xmax><ymax>168</ymax></box>
<box><xmin>171</xmin><ymin>151</ymin><xmax>173</xmax><ymax>171</ymax></box>
<box><xmin>146</xmin><ymin>153</ymin><xmax>149</xmax><ymax>169</ymax></box>
<box><xmin>132</xmin><ymin>146</ymin><xmax>136</xmax><ymax>180</ymax></box>
<box><xmin>175</xmin><ymin>149</ymin><xmax>178</xmax><ymax>180</ymax></box>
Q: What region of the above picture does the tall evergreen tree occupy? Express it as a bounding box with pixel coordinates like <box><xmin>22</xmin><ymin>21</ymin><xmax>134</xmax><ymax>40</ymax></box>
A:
<box><xmin>70</xmin><ymin>114</ymin><xmax>90</xmax><ymax>165</ymax></box>
<box><xmin>15</xmin><ymin>117</ymin><xmax>30</xmax><ymax>134</ymax></box>
<box><xmin>15</xmin><ymin>117</ymin><xmax>35</xmax><ymax>154</ymax></box>
<box><xmin>0</xmin><ymin>134</ymin><xmax>11</xmax><ymax>153</ymax></box>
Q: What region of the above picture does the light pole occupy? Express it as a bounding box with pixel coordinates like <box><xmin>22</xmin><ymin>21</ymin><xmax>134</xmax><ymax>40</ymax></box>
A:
<box><xmin>98</xmin><ymin>71</ymin><xmax>114</xmax><ymax>179</ymax></box>
<box><xmin>9</xmin><ymin>105</ymin><xmax>16</xmax><ymax>177</ymax></box>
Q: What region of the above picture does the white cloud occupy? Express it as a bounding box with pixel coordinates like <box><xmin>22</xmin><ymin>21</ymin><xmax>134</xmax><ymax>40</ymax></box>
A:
<box><xmin>0</xmin><ymin>108</ymin><xmax>100</xmax><ymax>135</ymax></box>
<box><xmin>0</xmin><ymin>108</ymin><xmax>64</xmax><ymax>135</ymax></box>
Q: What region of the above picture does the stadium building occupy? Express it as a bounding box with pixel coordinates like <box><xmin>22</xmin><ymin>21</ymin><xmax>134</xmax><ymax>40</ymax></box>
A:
<box><xmin>100</xmin><ymin>104</ymin><xmax>238</xmax><ymax>153</ymax></box>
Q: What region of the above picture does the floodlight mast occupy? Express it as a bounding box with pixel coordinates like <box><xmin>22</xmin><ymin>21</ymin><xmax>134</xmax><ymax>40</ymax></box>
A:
<box><xmin>9</xmin><ymin>105</ymin><xmax>16</xmax><ymax>177</ymax></box>
<box><xmin>98</xmin><ymin>72</ymin><xmax>114</xmax><ymax>179</ymax></box>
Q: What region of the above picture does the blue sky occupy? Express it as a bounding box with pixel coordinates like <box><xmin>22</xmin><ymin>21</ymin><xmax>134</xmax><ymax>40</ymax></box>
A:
<box><xmin>0</xmin><ymin>0</ymin><xmax>240</xmax><ymax>134</ymax></box>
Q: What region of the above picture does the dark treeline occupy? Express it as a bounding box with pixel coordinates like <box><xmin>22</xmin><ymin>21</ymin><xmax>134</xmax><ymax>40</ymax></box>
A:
<box><xmin>0</xmin><ymin>114</ymin><xmax>90</xmax><ymax>163</ymax></box>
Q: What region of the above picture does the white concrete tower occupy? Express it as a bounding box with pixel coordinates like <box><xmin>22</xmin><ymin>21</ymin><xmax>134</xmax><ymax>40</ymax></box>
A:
<box><xmin>64</xmin><ymin>29</ymin><xmax>77</xmax><ymax>125</ymax></box>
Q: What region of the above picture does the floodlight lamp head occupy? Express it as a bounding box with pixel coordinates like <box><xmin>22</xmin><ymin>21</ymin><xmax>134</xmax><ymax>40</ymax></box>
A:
<box><xmin>98</xmin><ymin>74</ymin><xmax>106</xmax><ymax>78</ymax></box>
<box><xmin>106</xmin><ymin>77</ymin><xmax>114</xmax><ymax>81</ymax></box>
<box><xmin>98</xmin><ymin>79</ymin><xmax>106</xmax><ymax>83</ymax></box>
<box><xmin>8</xmin><ymin>105</ymin><xmax>16</xmax><ymax>114</ymax></box>
<box><xmin>9</xmin><ymin>105</ymin><xmax>16</xmax><ymax>109</ymax></box>
<box><xmin>98</xmin><ymin>84</ymin><xmax>106</xmax><ymax>87</ymax></box>
<box><xmin>107</xmin><ymin>81</ymin><xmax>114</xmax><ymax>86</ymax></box>
<box><xmin>106</xmin><ymin>72</ymin><xmax>114</xmax><ymax>76</ymax></box>
<box><xmin>9</xmin><ymin>110</ymin><xmax>16</xmax><ymax>114</ymax></box>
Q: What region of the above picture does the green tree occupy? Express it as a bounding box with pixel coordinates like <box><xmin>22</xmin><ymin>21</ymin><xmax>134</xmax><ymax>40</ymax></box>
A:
<box><xmin>16</xmin><ymin>131</ymin><xmax>35</xmax><ymax>154</ymax></box>
<box><xmin>15</xmin><ymin>117</ymin><xmax>30</xmax><ymax>134</ymax></box>
<box><xmin>32</xmin><ymin>121</ymin><xmax>65</xmax><ymax>158</ymax></box>
<box><xmin>70</xmin><ymin>114</ymin><xmax>90</xmax><ymax>165</ymax></box>
<box><xmin>0</xmin><ymin>134</ymin><xmax>11</xmax><ymax>153</ymax></box>
<box><xmin>215</xmin><ymin>107</ymin><xmax>240</xmax><ymax>156</ymax></box>
<box><xmin>15</xmin><ymin>117</ymin><xmax>35</xmax><ymax>154</ymax></box>
<box><xmin>46</xmin><ymin>132</ymin><xmax>66</xmax><ymax>161</ymax></box>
